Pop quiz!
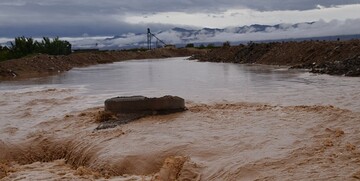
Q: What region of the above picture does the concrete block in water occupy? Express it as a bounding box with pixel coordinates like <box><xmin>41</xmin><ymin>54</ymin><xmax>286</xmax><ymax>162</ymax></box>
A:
<box><xmin>104</xmin><ymin>95</ymin><xmax>186</xmax><ymax>114</ymax></box>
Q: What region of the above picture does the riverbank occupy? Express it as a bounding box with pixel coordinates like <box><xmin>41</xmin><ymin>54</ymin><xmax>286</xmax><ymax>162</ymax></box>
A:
<box><xmin>193</xmin><ymin>40</ymin><xmax>360</xmax><ymax>76</ymax></box>
<box><xmin>2</xmin><ymin>40</ymin><xmax>359</xmax><ymax>81</ymax></box>
<box><xmin>0</xmin><ymin>48</ymin><xmax>206</xmax><ymax>81</ymax></box>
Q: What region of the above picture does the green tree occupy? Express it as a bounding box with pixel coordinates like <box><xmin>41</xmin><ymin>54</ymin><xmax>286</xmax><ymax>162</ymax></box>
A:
<box><xmin>207</xmin><ymin>43</ymin><xmax>215</xmax><ymax>48</ymax></box>
<box><xmin>0</xmin><ymin>45</ymin><xmax>10</xmax><ymax>61</ymax></box>
<box><xmin>223</xmin><ymin>41</ymin><xmax>230</xmax><ymax>47</ymax></box>
<box><xmin>185</xmin><ymin>43</ymin><xmax>194</xmax><ymax>48</ymax></box>
<box><xmin>10</xmin><ymin>36</ymin><xmax>38</xmax><ymax>58</ymax></box>
<box><xmin>0</xmin><ymin>36</ymin><xmax>72</xmax><ymax>61</ymax></box>
<box><xmin>38</xmin><ymin>37</ymin><xmax>71</xmax><ymax>55</ymax></box>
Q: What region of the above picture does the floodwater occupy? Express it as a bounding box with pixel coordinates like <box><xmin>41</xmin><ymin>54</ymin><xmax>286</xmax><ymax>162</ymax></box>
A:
<box><xmin>1</xmin><ymin>57</ymin><xmax>359</xmax><ymax>110</ymax></box>
<box><xmin>1</xmin><ymin>57</ymin><xmax>360</xmax><ymax>180</ymax></box>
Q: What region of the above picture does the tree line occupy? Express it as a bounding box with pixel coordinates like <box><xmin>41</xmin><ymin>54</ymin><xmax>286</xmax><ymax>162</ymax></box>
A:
<box><xmin>0</xmin><ymin>37</ymin><xmax>71</xmax><ymax>61</ymax></box>
<box><xmin>185</xmin><ymin>41</ymin><xmax>231</xmax><ymax>49</ymax></box>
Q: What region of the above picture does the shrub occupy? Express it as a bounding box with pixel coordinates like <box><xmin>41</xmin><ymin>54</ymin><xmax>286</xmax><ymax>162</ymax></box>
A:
<box><xmin>38</xmin><ymin>37</ymin><xmax>71</xmax><ymax>55</ymax></box>
<box><xmin>185</xmin><ymin>43</ymin><xmax>194</xmax><ymax>48</ymax></box>
<box><xmin>207</xmin><ymin>43</ymin><xmax>215</xmax><ymax>48</ymax></box>
<box><xmin>223</xmin><ymin>41</ymin><xmax>231</xmax><ymax>47</ymax></box>
<box><xmin>0</xmin><ymin>45</ymin><xmax>8</xmax><ymax>61</ymax></box>
<box><xmin>0</xmin><ymin>36</ymin><xmax>72</xmax><ymax>61</ymax></box>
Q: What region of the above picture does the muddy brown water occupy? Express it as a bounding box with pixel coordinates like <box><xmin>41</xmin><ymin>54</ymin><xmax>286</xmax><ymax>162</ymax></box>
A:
<box><xmin>1</xmin><ymin>57</ymin><xmax>360</xmax><ymax>180</ymax></box>
<box><xmin>1</xmin><ymin>57</ymin><xmax>359</xmax><ymax>110</ymax></box>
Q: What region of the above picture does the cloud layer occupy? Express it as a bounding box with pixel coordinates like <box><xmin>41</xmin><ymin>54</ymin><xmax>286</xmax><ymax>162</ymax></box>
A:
<box><xmin>54</xmin><ymin>19</ymin><xmax>360</xmax><ymax>50</ymax></box>
<box><xmin>0</xmin><ymin>0</ymin><xmax>359</xmax><ymax>38</ymax></box>
<box><xmin>125</xmin><ymin>4</ymin><xmax>360</xmax><ymax>28</ymax></box>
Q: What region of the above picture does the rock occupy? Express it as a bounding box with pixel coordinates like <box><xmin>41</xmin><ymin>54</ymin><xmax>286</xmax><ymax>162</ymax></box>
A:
<box><xmin>104</xmin><ymin>95</ymin><xmax>186</xmax><ymax>114</ymax></box>
<box><xmin>96</xmin><ymin>95</ymin><xmax>186</xmax><ymax>130</ymax></box>
<box><xmin>311</xmin><ymin>57</ymin><xmax>360</xmax><ymax>76</ymax></box>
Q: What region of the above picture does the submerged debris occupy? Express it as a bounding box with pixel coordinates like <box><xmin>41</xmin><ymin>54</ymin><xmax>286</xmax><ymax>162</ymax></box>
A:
<box><xmin>95</xmin><ymin>112</ymin><xmax>151</xmax><ymax>130</ymax></box>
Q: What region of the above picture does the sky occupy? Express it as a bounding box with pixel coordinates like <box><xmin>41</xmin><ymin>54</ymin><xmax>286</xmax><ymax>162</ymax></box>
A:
<box><xmin>0</xmin><ymin>0</ymin><xmax>360</xmax><ymax>39</ymax></box>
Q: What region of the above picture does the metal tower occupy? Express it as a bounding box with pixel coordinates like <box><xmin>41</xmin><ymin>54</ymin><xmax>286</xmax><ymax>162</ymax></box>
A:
<box><xmin>147</xmin><ymin>28</ymin><xmax>152</xmax><ymax>50</ymax></box>
<box><xmin>147</xmin><ymin>28</ymin><xmax>167</xmax><ymax>50</ymax></box>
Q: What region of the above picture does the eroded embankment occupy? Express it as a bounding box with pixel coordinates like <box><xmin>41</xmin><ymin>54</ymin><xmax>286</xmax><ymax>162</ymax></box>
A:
<box><xmin>194</xmin><ymin>40</ymin><xmax>360</xmax><ymax>76</ymax></box>
<box><xmin>0</xmin><ymin>48</ymin><xmax>206</xmax><ymax>80</ymax></box>
<box><xmin>1</xmin><ymin>95</ymin><xmax>360</xmax><ymax>180</ymax></box>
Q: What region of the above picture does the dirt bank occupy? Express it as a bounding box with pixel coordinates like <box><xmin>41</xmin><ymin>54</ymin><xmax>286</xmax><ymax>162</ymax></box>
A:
<box><xmin>194</xmin><ymin>40</ymin><xmax>360</xmax><ymax>76</ymax></box>
<box><xmin>0</xmin><ymin>48</ymin><xmax>206</xmax><ymax>81</ymax></box>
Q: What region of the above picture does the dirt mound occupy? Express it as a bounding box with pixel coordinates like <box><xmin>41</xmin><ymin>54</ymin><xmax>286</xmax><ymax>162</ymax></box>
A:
<box><xmin>194</xmin><ymin>40</ymin><xmax>360</xmax><ymax>76</ymax></box>
<box><xmin>0</xmin><ymin>48</ymin><xmax>206</xmax><ymax>81</ymax></box>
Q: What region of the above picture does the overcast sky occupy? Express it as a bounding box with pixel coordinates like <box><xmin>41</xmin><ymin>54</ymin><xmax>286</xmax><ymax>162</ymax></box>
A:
<box><xmin>0</xmin><ymin>0</ymin><xmax>360</xmax><ymax>38</ymax></box>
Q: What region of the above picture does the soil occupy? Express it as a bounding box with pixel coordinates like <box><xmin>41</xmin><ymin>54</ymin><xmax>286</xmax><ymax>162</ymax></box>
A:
<box><xmin>0</xmin><ymin>48</ymin><xmax>206</xmax><ymax>81</ymax></box>
<box><xmin>193</xmin><ymin>40</ymin><xmax>360</xmax><ymax>76</ymax></box>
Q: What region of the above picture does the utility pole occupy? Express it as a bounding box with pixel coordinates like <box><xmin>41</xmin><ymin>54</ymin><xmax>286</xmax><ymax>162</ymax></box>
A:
<box><xmin>147</xmin><ymin>28</ymin><xmax>152</xmax><ymax>50</ymax></box>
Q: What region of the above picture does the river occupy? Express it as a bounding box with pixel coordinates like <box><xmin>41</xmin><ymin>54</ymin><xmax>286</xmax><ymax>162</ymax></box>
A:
<box><xmin>1</xmin><ymin>57</ymin><xmax>359</xmax><ymax>111</ymax></box>
<box><xmin>1</xmin><ymin>57</ymin><xmax>360</xmax><ymax>180</ymax></box>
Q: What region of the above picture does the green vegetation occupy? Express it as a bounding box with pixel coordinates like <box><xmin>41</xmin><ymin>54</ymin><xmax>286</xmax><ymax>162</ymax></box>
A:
<box><xmin>223</xmin><ymin>41</ymin><xmax>231</xmax><ymax>47</ymax></box>
<box><xmin>206</xmin><ymin>43</ymin><xmax>215</xmax><ymax>48</ymax></box>
<box><xmin>185</xmin><ymin>43</ymin><xmax>194</xmax><ymax>48</ymax></box>
<box><xmin>0</xmin><ymin>36</ymin><xmax>71</xmax><ymax>61</ymax></box>
<box><xmin>192</xmin><ymin>43</ymin><xmax>221</xmax><ymax>50</ymax></box>
<box><xmin>122</xmin><ymin>47</ymin><xmax>148</xmax><ymax>52</ymax></box>
<box><xmin>0</xmin><ymin>45</ymin><xmax>10</xmax><ymax>61</ymax></box>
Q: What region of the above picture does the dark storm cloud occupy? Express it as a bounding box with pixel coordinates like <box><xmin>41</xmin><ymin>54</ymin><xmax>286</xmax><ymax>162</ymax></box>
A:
<box><xmin>0</xmin><ymin>21</ymin><xmax>175</xmax><ymax>37</ymax></box>
<box><xmin>0</xmin><ymin>0</ymin><xmax>359</xmax><ymax>37</ymax></box>
<box><xmin>0</xmin><ymin>1</ymin><xmax>177</xmax><ymax>37</ymax></box>
<box><xmin>6</xmin><ymin>0</ymin><xmax>356</xmax><ymax>12</ymax></box>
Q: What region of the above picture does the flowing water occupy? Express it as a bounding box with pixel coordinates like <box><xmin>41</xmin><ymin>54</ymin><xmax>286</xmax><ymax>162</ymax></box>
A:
<box><xmin>1</xmin><ymin>57</ymin><xmax>360</xmax><ymax>180</ymax></box>
<box><xmin>1</xmin><ymin>57</ymin><xmax>359</xmax><ymax>110</ymax></box>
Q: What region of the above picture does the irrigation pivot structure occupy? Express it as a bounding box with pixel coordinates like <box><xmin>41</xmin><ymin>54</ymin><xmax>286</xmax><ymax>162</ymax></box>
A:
<box><xmin>147</xmin><ymin>28</ymin><xmax>167</xmax><ymax>50</ymax></box>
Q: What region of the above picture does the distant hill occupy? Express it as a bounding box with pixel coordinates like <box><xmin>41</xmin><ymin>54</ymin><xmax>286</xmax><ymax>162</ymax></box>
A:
<box><xmin>2</xmin><ymin>21</ymin><xmax>360</xmax><ymax>50</ymax></box>
<box><xmin>72</xmin><ymin>21</ymin><xmax>359</xmax><ymax>49</ymax></box>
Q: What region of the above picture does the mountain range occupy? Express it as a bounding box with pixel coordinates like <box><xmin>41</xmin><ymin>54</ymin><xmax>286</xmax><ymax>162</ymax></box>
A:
<box><xmin>69</xmin><ymin>20</ymin><xmax>360</xmax><ymax>49</ymax></box>
<box><xmin>2</xmin><ymin>20</ymin><xmax>360</xmax><ymax>50</ymax></box>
